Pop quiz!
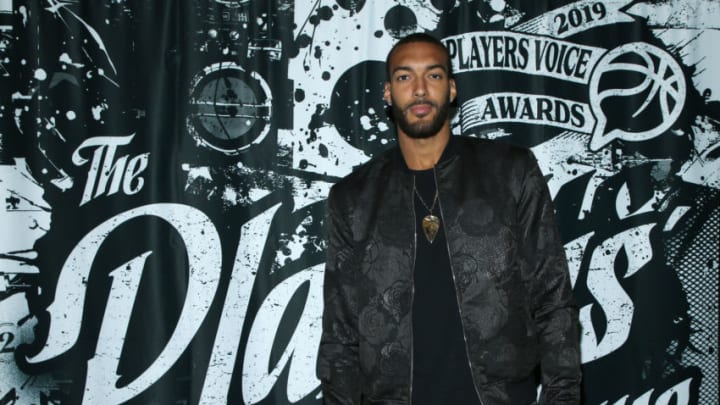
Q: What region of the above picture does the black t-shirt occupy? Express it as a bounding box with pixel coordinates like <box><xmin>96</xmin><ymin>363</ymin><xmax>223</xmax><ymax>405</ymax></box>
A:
<box><xmin>411</xmin><ymin>167</ymin><xmax>480</xmax><ymax>405</ymax></box>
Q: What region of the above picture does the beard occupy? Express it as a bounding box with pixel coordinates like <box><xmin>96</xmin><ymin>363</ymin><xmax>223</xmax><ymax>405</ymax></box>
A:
<box><xmin>390</xmin><ymin>93</ymin><xmax>451</xmax><ymax>139</ymax></box>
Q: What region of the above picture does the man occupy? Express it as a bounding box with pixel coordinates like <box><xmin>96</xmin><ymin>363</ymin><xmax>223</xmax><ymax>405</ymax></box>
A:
<box><xmin>318</xmin><ymin>33</ymin><xmax>581</xmax><ymax>404</ymax></box>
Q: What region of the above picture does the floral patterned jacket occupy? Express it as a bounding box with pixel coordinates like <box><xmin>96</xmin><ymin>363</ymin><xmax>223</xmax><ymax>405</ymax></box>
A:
<box><xmin>318</xmin><ymin>136</ymin><xmax>581</xmax><ymax>404</ymax></box>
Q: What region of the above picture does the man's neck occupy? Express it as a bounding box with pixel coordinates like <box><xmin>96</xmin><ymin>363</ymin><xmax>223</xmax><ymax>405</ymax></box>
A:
<box><xmin>398</xmin><ymin>127</ymin><xmax>451</xmax><ymax>171</ymax></box>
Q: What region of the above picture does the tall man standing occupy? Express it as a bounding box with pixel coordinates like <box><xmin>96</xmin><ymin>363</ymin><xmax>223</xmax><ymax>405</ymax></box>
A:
<box><xmin>318</xmin><ymin>33</ymin><xmax>581</xmax><ymax>404</ymax></box>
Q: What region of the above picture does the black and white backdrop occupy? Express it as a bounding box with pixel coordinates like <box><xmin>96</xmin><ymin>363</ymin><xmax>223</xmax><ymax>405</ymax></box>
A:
<box><xmin>0</xmin><ymin>1</ymin><xmax>718</xmax><ymax>404</ymax></box>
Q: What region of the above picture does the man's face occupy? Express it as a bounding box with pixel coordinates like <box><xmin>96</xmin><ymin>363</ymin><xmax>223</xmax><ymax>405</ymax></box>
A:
<box><xmin>384</xmin><ymin>41</ymin><xmax>456</xmax><ymax>139</ymax></box>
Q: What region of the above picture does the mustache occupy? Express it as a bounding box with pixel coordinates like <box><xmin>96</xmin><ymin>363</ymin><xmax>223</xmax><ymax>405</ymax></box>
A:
<box><xmin>405</xmin><ymin>99</ymin><xmax>437</xmax><ymax>109</ymax></box>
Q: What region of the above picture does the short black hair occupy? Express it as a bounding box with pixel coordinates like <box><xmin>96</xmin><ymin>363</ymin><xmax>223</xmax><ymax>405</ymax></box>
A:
<box><xmin>385</xmin><ymin>32</ymin><xmax>453</xmax><ymax>80</ymax></box>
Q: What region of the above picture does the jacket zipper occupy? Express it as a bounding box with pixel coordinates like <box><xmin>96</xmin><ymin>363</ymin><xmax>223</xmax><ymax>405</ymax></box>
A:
<box><xmin>433</xmin><ymin>166</ymin><xmax>485</xmax><ymax>405</ymax></box>
<box><xmin>408</xmin><ymin>175</ymin><xmax>417</xmax><ymax>404</ymax></box>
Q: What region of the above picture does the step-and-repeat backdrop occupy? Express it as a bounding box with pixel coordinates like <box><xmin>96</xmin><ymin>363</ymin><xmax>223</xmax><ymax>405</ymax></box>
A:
<box><xmin>1</xmin><ymin>1</ymin><xmax>718</xmax><ymax>404</ymax></box>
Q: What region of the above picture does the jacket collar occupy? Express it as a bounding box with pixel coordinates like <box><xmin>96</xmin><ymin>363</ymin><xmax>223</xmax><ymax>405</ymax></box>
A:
<box><xmin>393</xmin><ymin>135</ymin><xmax>460</xmax><ymax>173</ymax></box>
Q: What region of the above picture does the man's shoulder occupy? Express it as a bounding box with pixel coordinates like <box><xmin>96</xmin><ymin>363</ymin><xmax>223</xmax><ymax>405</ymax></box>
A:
<box><xmin>330</xmin><ymin>146</ymin><xmax>398</xmax><ymax>197</ymax></box>
<box><xmin>454</xmin><ymin>136</ymin><xmax>534</xmax><ymax>165</ymax></box>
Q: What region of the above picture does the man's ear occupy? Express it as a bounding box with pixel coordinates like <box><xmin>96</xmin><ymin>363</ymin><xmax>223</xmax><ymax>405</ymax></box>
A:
<box><xmin>383</xmin><ymin>81</ymin><xmax>391</xmax><ymax>105</ymax></box>
<box><xmin>449</xmin><ymin>78</ymin><xmax>457</xmax><ymax>103</ymax></box>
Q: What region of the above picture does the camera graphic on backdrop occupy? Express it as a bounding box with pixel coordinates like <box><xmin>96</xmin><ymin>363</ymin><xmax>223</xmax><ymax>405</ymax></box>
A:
<box><xmin>185</xmin><ymin>0</ymin><xmax>293</xmax><ymax>167</ymax></box>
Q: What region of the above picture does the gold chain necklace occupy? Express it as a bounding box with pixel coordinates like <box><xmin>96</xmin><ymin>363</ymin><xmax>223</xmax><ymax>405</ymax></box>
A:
<box><xmin>414</xmin><ymin>181</ymin><xmax>441</xmax><ymax>243</ymax></box>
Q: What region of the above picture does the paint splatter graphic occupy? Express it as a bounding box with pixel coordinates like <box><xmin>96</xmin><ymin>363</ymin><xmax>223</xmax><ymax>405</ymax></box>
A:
<box><xmin>0</xmin><ymin>1</ymin><xmax>717</xmax><ymax>404</ymax></box>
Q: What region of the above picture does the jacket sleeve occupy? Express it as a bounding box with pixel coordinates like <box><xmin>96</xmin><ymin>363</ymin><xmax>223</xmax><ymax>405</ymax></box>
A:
<box><xmin>317</xmin><ymin>186</ymin><xmax>362</xmax><ymax>405</ymax></box>
<box><xmin>516</xmin><ymin>150</ymin><xmax>582</xmax><ymax>404</ymax></box>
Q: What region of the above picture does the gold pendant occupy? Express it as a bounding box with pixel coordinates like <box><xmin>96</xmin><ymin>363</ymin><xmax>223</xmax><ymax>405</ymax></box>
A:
<box><xmin>422</xmin><ymin>214</ymin><xmax>440</xmax><ymax>243</ymax></box>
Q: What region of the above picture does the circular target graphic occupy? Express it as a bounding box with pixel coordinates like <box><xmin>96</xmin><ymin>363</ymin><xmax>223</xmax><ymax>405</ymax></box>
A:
<box><xmin>187</xmin><ymin>62</ymin><xmax>272</xmax><ymax>155</ymax></box>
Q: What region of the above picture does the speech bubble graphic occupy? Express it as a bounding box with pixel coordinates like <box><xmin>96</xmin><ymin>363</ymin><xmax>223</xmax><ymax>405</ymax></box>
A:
<box><xmin>588</xmin><ymin>42</ymin><xmax>686</xmax><ymax>151</ymax></box>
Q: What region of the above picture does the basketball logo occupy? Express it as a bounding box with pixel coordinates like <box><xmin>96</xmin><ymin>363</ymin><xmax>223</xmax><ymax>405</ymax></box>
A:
<box><xmin>588</xmin><ymin>42</ymin><xmax>686</xmax><ymax>151</ymax></box>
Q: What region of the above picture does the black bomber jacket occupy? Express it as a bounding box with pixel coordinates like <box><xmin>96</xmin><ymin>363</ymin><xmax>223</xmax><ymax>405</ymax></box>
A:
<box><xmin>318</xmin><ymin>136</ymin><xmax>581</xmax><ymax>404</ymax></box>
